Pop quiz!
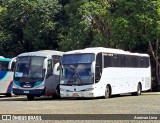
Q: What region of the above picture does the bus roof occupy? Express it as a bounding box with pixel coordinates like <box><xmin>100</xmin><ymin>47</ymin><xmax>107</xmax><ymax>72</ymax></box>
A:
<box><xmin>18</xmin><ymin>50</ymin><xmax>64</xmax><ymax>57</ymax></box>
<box><xmin>64</xmin><ymin>47</ymin><xmax>149</xmax><ymax>57</ymax></box>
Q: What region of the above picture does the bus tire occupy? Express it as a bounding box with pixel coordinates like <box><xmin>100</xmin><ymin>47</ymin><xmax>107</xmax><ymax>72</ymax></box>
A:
<box><xmin>132</xmin><ymin>83</ymin><xmax>141</xmax><ymax>96</ymax></box>
<box><xmin>103</xmin><ymin>85</ymin><xmax>111</xmax><ymax>99</ymax></box>
<box><xmin>52</xmin><ymin>86</ymin><xmax>60</xmax><ymax>99</ymax></box>
<box><xmin>56</xmin><ymin>86</ymin><xmax>61</xmax><ymax>98</ymax></box>
<box><xmin>27</xmin><ymin>95</ymin><xmax>35</xmax><ymax>100</ymax></box>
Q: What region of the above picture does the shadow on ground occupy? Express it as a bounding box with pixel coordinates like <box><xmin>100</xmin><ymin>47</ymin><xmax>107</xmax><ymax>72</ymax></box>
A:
<box><xmin>0</xmin><ymin>93</ymin><xmax>135</xmax><ymax>101</ymax></box>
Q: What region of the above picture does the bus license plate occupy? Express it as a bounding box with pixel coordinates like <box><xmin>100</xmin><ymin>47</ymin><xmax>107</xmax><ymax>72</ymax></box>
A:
<box><xmin>24</xmin><ymin>91</ymin><xmax>29</xmax><ymax>94</ymax></box>
<box><xmin>73</xmin><ymin>93</ymin><xmax>79</xmax><ymax>97</ymax></box>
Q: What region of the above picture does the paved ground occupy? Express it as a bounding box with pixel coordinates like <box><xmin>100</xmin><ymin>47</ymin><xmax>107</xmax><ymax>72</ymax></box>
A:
<box><xmin>0</xmin><ymin>92</ymin><xmax>160</xmax><ymax>123</ymax></box>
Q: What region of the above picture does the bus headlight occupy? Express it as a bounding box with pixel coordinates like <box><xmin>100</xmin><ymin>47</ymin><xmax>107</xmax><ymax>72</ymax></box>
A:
<box><xmin>12</xmin><ymin>84</ymin><xmax>18</xmax><ymax>89</ymax></box>
<box><xmin>83</xmin><ymin>88</ymin><xmax>94</xmax><ymax>91</ymax></box>
<box><xmin>35</xmin><ymin>85</ymin><xmax>44</xmax><ymax>89</ymax></box>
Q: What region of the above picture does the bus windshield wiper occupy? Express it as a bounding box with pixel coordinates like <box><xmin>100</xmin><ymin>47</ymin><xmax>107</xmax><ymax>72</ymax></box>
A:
<box><xmin>66</xmin><ymin>66</ymin><xmax>83</xmax><ymax>85</ymax></box>
<box><xmin>75</xmin><ymin>72</ymin><xmax>83</xmax><ymax>85</ymax></box>
<box><xmin>66</xmin><ymin>67</ymin><xmax>76</xmax><ymax>85</ymax></box>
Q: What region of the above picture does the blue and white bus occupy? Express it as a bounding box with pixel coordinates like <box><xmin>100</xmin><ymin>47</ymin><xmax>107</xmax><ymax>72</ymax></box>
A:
<box><xmin>12</xmin><ymin>50</ymin><xmax>64</xmax><ymax>100</ymax></box>
<box><xmin>0</xmin><ymin>56</ymin><xmax>15</xmax><ymax>97</ymax></box>
<box><xmin>60</xmin><ymin>47</ymin><xmax>151</xmax><ymax>99</ymax></box>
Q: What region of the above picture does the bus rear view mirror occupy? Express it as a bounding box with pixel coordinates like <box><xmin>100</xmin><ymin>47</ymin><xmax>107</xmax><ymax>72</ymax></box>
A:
<box><xmin>43</xmin><ymin>58</ymin><xmax>48</xmax><ymax>69</ymax></box>
<box><xmin>91</xmin><ymin>61</ymin><xmax>95</xmax><ymax>73</ymax></box>
<box><xmin>8</xmin><ymin>57</ymin><xmax>16</xmax><ymax>71</ymax></box>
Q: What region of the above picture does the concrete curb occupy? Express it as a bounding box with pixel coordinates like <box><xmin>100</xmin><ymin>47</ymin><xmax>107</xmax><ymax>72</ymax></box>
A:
<box><xmin>142</xmin><ymin>92</ymin><xmax>160</xmax><ymax>95</ymax></box>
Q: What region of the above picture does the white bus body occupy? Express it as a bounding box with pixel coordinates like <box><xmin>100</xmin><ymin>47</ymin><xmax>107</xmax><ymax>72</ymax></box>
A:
<box><xmin>60</xmin><ymin>47</ymin><xmax>151</xmax><ymax>98</ymax></box>
<box><xmin>12</xmin><ymin>50</ymin><xmax>64</xmax><ymax>100</ymax></box>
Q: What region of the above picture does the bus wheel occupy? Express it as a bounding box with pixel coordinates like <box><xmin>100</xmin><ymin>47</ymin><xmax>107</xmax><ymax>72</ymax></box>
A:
<box><xmin>27</xmin><ymin>95</ymin><xmax>34</xmax><ymax>100</ymax></box>
<box><xmin>104</xmin><ymin>85</ymin><xmax>111</xmax><ymax>99</ymax></box>
<box><xmin>132</xmin><ymin>84</ymin><xmax>141</xmax><ymax>96</ymax></box>
<box><xmin>52</xmin><ymin>87</ymin><xmax>60</xmax><ymax>99</ymax></box>
<box><xmin>137</xmin><ymin>84</ymin><xmax>142</xmax><ymax>96</ymax></box>
<box><xmin>56</xmin><ymin>87</ymin><xmax>60</xmax><ymax>97</ymax></box>
<box><xmin>56</xmin><ymin>86</ymin><xmax>61</xmax><ymax>98</ymax></box>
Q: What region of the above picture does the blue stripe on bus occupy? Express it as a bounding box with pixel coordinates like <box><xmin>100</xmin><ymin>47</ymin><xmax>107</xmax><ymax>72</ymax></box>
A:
<box><xmin>13</xmin><ymin>81</ymin><xmax>43</xmax><ymax>87</ymax></box>
<box><xmin>0</xmin><ymin>58</ymin><xmax>11</xmax><ymax>61</ymax></box>
<box><xmin>14</xmin><ymin>81</ymin><xmax>20</xmax><ymax>86</ymax></box>
<box><xmin>0</xmin><ymin>71</ymin><xmax>8</xmax><ymax>80</ymax></box>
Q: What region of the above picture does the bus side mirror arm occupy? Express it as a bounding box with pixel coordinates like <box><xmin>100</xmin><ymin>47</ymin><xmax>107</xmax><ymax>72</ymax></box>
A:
<box><xmin>8</xmin><ymin>57</ymin><xmax>16</xmax><ymax>71</ymax></box>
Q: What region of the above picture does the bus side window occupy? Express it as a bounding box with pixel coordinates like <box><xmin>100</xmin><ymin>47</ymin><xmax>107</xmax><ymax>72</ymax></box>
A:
<box><xmin>95</xmin><ymin>53</ymin><xmax>102</xmax><ymax>83</ymax></box>
<box><xmin>95</xmin><ymin>66</ymin><xmax>101</xmax><ymax>82</ymax></box>
<box><xmin>47</xmin><ymin>59</ymin><xmax>53</xmax><ymax>77</ymax></box>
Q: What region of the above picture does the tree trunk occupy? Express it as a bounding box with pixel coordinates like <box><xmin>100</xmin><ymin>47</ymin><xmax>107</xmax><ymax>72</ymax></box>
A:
<box><xmin>149</xmin><ymin>40</ymin><xmax>160</xmax><ymax>89</ymax></box>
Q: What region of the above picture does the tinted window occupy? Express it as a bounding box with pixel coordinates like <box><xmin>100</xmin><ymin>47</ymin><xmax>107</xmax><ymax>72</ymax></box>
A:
<box><xmin>103</xmin><ymin>53</ymin><xmax>149</xmax><ymax>68</ymax></box>
<box><xmin>47</xmin><ymin>59</ymin><xmax>53</xmax><ymax>75</ymax></box>
<box><xmin>62</xmin><ymin>54</ymin><xmax>95</xmax><ymax>64</ymax></box>
<box><xmin>140</xmin><ymin>57</ymin><xmax>149</xmax><ymax>68</ymax></box>
<box><xmin>96</xmin><ymin>53</ymin><xmax>102</xmax><ymax>70</ymax></box>
<box><xmin>95</xmin><ymin>53</ymin><xmax>102</xmax><ymax>83</ymax></box>
<box><xmin>104</xmin><ymin>54</ymin><xmax>121</xmax><ymax>67</ymax></box>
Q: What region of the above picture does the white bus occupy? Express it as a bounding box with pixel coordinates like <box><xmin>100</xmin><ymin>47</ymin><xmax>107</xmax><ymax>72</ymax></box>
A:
<box><xmin>12</xmin><ymin>50</ymin><xmax>64</xmax><ymax>100</ymax></box>
<box><xmin>60</xmin><ymin>47</ymin><xmax>151</xmax><ymax>98</ymax></box>
<box><xmin>0</xmin><ymin>56</ymin><xmax>15</xmax><ymax>97</ymax></box>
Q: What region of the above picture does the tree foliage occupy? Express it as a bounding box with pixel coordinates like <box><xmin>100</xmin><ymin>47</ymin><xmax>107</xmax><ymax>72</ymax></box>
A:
<box><xmin>0</xmin><ymin>0</ymin><xmax>61</xmax><ymax>57</ymax></box>
<box><xmin>59</xmin><ymin>0</ymin><xmax>112</xmax><ymax>51</ymax></box>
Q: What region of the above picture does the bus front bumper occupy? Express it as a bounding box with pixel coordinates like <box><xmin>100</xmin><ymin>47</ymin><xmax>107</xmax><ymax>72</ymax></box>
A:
<box><xmin>12</xmin><ymin>88</ymin><xmax>44</xmax><ymax>96</ymax></box>
<box><xmin>60</xmin><ymin>91</ymin><xmax>96</xmax><ymax>98</ymax></box>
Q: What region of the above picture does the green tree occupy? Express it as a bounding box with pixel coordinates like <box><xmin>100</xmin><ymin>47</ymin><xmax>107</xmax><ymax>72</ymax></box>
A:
<box><xmin>59</xmin><ymin>0</ymin><xmax>112</xmax><ymax>51</ymax></box>
<box><xmin>0</xmin><ymin>0</ymin><xmax>61</xmax><ymax>57</ymax></box>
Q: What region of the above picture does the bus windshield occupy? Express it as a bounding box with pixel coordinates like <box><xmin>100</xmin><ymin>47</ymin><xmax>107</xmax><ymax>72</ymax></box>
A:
<box><xmin>62</xmin><ymin>53</ymin><xmax>95</xmax><ymax>64</ymax></box>
<box><xmin>15</xmin><ymin>56</ymin><xmax>45</xmax><ymax>81</ymax></box>
<box><xmin>60</xmin><ymin>64</ymin><xmax>94</xmax><ymax>85</ymax></box>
